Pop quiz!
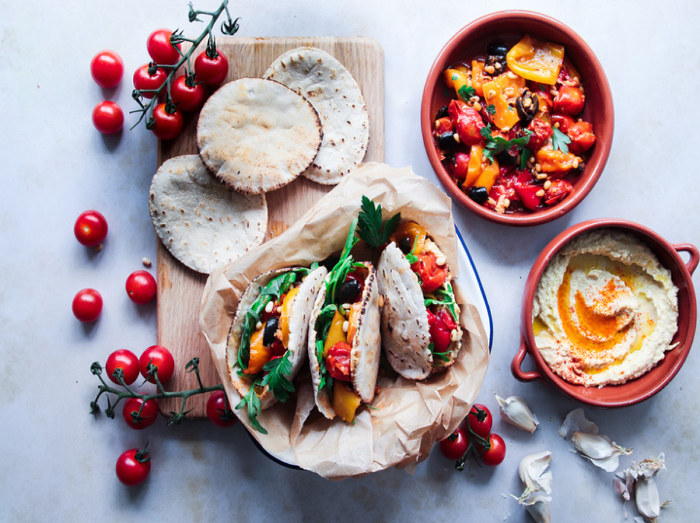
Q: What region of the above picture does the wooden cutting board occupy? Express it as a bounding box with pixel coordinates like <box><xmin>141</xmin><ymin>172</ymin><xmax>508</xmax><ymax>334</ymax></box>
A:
<box><xmin>156</xmin><ymin>36</ymin><xmax>385</xmax><ymax>418</ymax></box>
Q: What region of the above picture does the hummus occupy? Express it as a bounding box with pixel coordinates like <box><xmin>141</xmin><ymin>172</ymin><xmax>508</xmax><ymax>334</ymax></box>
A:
<box><xmin>532</xmin><ymin>230</ymin><xmax>679</xmax><ymax>387</ymax></box>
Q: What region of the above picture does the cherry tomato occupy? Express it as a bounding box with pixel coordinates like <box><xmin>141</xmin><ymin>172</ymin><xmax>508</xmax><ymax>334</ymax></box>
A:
<box><xmin>527</xmin><ymin>118</ymin><xmax>553</xmax><ymax>150</ymax></box>
<box><xmin>170</xmin><ymin>75</ymin><xmax>205</xmax><ymax>112</ymax></box>
<box><xmin>139</xmin><ymin>345</ymin><xmax>175</xmax><ymax>384</ymax></box>
<box><xmin>194</xmin><ymin>49</ymin><xmax>229</xmax><ymax>86</ymax></box>
<box><xmin>105</xmin><ymin>349</ymin><xmax>140</xmax><ymax>385</ymax></box>
<box><xmin>553</xmin><ymin>85</ymin><xmax>585</xmax><ymax>116</ymax></box>
<box><xmin>150</xmin><ymin>103</ymin><xmax>183</xmax><ymax>140</ymax></box>
<box><xmin>125</xmin><ymin>270</ymin><xmax>157</xmax><ymax>304</ymax></box>
<box><xmin>326</xmin><ymin>341</ymin><xmax>352</xmax><ymax>381</ymax></box>
<box><xmin>72</xmin><ymin>288</ymin><xmax>103</xmax><ymax>323</ymax></box>
<box><xmin>411</xmin><ymin>253</ymin><xmax>448</xmax><ymax>294</ymax></box>
<box><xmin>92</xmin><ymin>101</ymin><xmax>124</xmax><ymax>134</ymax></box>
<box><xmin>544</xmin><ymin>179</ymin><xmax>574</xmax><ymax>206</ymax></box>
<box><xmin>448</xmin><ymin>100</ymin><xmax>485</xmax><ymax>146</ymax></box>
<box><xmin>567</xmin><ymin>121</ymin><xmax>597</xmax><ymax>155</ymax></box>
<box><xmin>440</xmin><ymin>427</ymin><xmax>468</xmax><ymax>460</ymax></box>
<box><xmin>427</xmin><ymin>307</ymin><xmax>457</xmax><ymax>354</ymax></box>
<box><xmin>464</xmin><ymin>403</ymin><xmax>493</xmax><ymax>439</ymax></box>
<box><xmin>206</xmin><ymin>390</ymin><xmax>237</xmax><ymax>428</ymax></box>
<box><xmin>452</xmin><ymin>151</ymin><xmax>470</xmax><ymax>181</ymax></box>
<box><xmin>550</xmin><ymin>113</ymin><xmax>575</xmax><ymax>134</ymax></box>
<box><xmin>480</xmin><ymin>433</ymin><xmax>506</xmax><ymax>466</ymax></box>
<box><xmin>90</xmin><ymin>50</ymin><xmax>124</xmax><ymax>88</ymax></box>
<box><xmin>74</xmin><ymin>210</ymin><xmax>108</xmax><ymax>247</ymax></box>
<box><xmin>116</xmin><ymin>446</ymin><xmax>151</xmax><ymax>486</ymax></box>
<box><xmin>147</xmin><ymin>28</ymin><xmax>180</xmax><ymax>65</ymax></box>
<box><xmin>133</xmin><ymin>63</ymin><xmax>167</xmax><ymax>99</ymax></box>
<box><xmin>122</xmin><ymin>398</ymin><xmax>158</xmax><ymax>430</ymax></box>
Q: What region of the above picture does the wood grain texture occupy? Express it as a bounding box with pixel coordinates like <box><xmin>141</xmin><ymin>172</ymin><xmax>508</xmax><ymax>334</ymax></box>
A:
<box><xmin>156</xmin><ymin>36</ymin><xmax>384</xmax><ymax>418</ymax></box>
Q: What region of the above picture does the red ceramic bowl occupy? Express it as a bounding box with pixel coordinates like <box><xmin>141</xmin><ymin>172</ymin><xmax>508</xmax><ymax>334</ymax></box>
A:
<box><xmin>512</xmin><ymin>219</ymin><xmax>698</xmax><ymax>407</ymax></box>
<box><xmin>421</xmin><ymin>11</ymin><xmax>614</xmax><ymax>226</ymax></box>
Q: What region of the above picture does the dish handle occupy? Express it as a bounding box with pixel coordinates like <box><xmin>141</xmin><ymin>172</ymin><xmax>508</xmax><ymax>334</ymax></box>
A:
<box><xmin>674</xmin><ymin>243</ymin><xmax>699</xmax><ymax>275</ymax></box>
<box><xmin>511</xmin><ymin>338</ymin><xmax>542</xmax><ymax>382</ymax></box>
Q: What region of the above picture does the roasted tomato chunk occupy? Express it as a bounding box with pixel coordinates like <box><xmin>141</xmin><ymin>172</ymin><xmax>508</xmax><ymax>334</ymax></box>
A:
<box><xmin>327</xmin><ymin>341</ymin><xmax>352</xmax><ymax>381</ymax></box>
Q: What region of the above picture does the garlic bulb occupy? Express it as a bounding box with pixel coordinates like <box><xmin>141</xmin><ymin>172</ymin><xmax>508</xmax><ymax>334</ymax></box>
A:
<box><xmin>495</xmin><ymin>394</ymin><xmax>539</xmax><ymax>433</ymax></box>
<box><xmin>572</xmin><ymin>432</ymin><xmax>632</xmax><ymax>472</ymax></box>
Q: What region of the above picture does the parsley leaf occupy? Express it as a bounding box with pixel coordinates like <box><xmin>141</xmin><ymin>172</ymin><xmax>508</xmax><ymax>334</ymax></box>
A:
<box><xmin>458</xmin><ymin>85</ymin><xmax>476</xmax><ymax>101</ymax></box>
<box><xmin>486</xmin><ymin>104</ymin><xmax>496</xmax><ymax>116</ymax></box>
<box><xmin>520</xmin><ymin>147</ymin><xmax>533</xmax><ymax>170</ymax></box>
<box><xmin>480</xmin><ymin>124</ymin><xmax>532</xmax><ymax>162</ymax></box>
<box><xmin>552</xmin><ymin>127</ymin><xmax>571</xmax><ymax>154</ymax></box>
<box><xmin>235</xmin><ymin>386</ymin><xmax>267</xmax><ymax>434</ymax></box>
<box><xmin>357</xmin><ymin>196</ymin><xmax>401</xmax><ymax>249</ymax></box>
<box><xmin>261</xmin><ymin>351</ymin><xmax>295</xmax><ymax>403</ymax></box>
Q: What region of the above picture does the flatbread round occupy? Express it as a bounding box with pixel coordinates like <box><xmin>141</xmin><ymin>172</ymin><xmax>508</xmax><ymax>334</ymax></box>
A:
<box><xmin>378</xmin><ymin>242</ymin><xmax>462</xmax><ymax>379</ymax></box>
<box><xmin>264</xmin><ymin>47</ymin><xmax>370</xmax><ymax>185</ymax></box>
<box><xmin>149</xmin><ymin>155</ymin><xmax>267</xmax><ymax>274</ymax></box>
<box><xmin>226</xmin><ymin>266</ymin><xmax>327</xmax><ymax>409</ymax></box>
<box><xmin>196</xmin><ymin>77</ymin><xmax>323</xmax><ymax>194</ymax></box>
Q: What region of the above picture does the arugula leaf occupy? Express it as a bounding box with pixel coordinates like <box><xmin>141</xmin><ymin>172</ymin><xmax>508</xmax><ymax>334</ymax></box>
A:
<box><xmin>427</xmin><ymin>342</ymin><xmax>454</xmax><ymax>363</ymax></box>
<box><xmin>480</xmin><ymin>124</ymin><xmax>533</xmax><ymax>162</ymax></box>
<box><xmin>357</xmin><ymin>196</ymin><xmax>401</xmax><ymax>249</ymax></box>
<box><xmin>424</xmin><ymin>282</ymin><xmax>458</xmax><ymax>322</ymax></box>
<box><xmin>235</xmin><ymin>386</ymin><xmax>267</xmax><ymax>434</ymax></box>
<box><xmin>458</xmin><ymin>85</ymin><xmax>476</xmax><ymax>101</ymax></box>
<box><xmin>260</xmin><ymin>352</ymin><xmax>295</xmax><ymax>403</ymax></box>
<box><xmin>552</xmin><ymin>127</ymin><xmax>571</xmax><ymax>154</ymax></box>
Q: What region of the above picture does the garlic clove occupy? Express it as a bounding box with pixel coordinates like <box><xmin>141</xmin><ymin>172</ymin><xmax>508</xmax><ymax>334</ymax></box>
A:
<box><xmin>518</xmin><ymin>451</ymin><xmax>552</xmax><ymax>499</ymax></box>
<box><xmin>572</xmin><ymin>431</ymin><xmax>632</xmax><ymax>472</ymax></box>
<box><xmin>635</xmin><ymin>477</ymin><xmax>660</xmax><ymax>522</ymax></box>
<box><xmin>559</xmin><ymin>408</ymin><xmax>599</xmax><ymax>439</ymax></box>
<box><xmin>495</xmin><ymin>394</ymin><xmax>539</xmax><ymax>433</ymax></box>
<box><xmin>522</xmin><ymin>494</ymin><xmax>551</xmax><ymax>523</ymax></box>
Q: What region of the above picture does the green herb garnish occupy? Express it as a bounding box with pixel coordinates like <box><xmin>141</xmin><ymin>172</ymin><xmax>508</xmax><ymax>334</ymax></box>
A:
<box><xmin>424</xmin><ymin>282</ymin><xmax>458</xmax><ymax>323</ymax></box>
<box><xmin>552</xmin><ymin>127</ymin><xmax>571</xmax><ymax>153</ymax></box>
<box><xmin>486</xmin><ymin>104</ymin><xmax>496</xmax><ymax>116</ymax></box>
<box><xmin>235</xmin><ymin>387</ymin><xmax>266</xmax><ymax>434</ymax></box>
<box><xmin>520</xmin><ymin>147</ymin><xmax>533</xmax><ymax>170</ymax></box>
<box><xmin>480</xmin><ymin>124</ymin><xmax>533</xmax><ymax>162</ymax></box>
<box><xmin>260</xmin><ymin>351</ymin><xmax>295</xmax><ymax>403</ymax></box>
<box><xmin>458</xmin><ymin>85</ymin><xmax>476</xmax><ymax>101</ymax></box>
<box><xmin>357</xmin><ymin>196</ymin><xmax>401</xmax><ymax>249</ymax></box>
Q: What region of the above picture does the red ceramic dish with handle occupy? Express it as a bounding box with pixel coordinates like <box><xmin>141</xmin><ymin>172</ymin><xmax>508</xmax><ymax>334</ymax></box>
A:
<box><xmin>512</xmin><ymin>219</ymin><xmax>698</xmax><ymax>407</ymax></box>
<box><xmin>421</xmin><ymin>11</ymin><xmax>614</xmax><ymax>226</ymax></box>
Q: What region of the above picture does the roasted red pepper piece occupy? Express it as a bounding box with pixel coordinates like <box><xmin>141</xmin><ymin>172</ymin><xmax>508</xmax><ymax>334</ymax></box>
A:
<box><xmin>514</xmin><ymin>170</ymin><xmax>544</xmax><ymax>210</ymax></box>
<box><xmin>411</xmin><ymin>252</ymin><xmax>448</xmax><ymax>294</ymax></box>
<box><xmin>544</xmin><ymin>179</ymin><xmax>574</xmax><ymax>205</ymax></box>
<box><xmin>448</xmin><ymin>99</ymin><xmax>485</xmax><ymax>146</ymax></box>
<box><xmin>527</xmin><ymin>118</ymin><xmax>553</xmax><ymax>150</ymax></box>
<box><xmin>327</xmin><ymin>341</ymin><xmax>352</xmax><ymax>381</ymax></box>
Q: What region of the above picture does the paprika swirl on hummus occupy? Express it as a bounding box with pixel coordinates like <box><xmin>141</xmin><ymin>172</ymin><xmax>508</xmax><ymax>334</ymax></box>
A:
<box><xmin>533</xmin><ymin>230</ymin><xmax>679</xmax><ymax>387</ymax></box>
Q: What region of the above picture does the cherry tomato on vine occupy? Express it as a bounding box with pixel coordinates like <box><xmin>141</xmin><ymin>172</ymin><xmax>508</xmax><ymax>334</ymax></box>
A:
<box><xmin>116</xmin><ymin>446</ymin><xmax>151</xmax><ymax>486</ymax></box>
<box><xmin>133</xmin><ymin>63</ymin><xmax>167</xmax><ymax>98</ymax></box>
<box><xmin>171</xmin><ymin>75</ymin><xmax>205</xmax><ymax>112</ymax></box>
<box><xmin>139</xmin><ymin>345</ymin><xmax>175</xmax><ymax>384</ymax></box>
<box><xmin>464</xmin><ymin>403</ymin><xmax>493</xmax><ymax>439</ymax></box>
<box><xmin>92</xmin><ymin>101</ymin><xmax>124</xmax><ymax>134</ymax></box>
<box><xmin>194</xmin><ymin>49</ymin><xmax>229</xmax><ymax>86</ymax></box>
<box><xmin>150</xmin><ymin>103</ymin><xmax>183</xmax><ymax>140</ymax></box>
<box><xmin>147</xmin><ymin>28</ymin><xmax>181</xmax><ymax>65</ymax></box>
<box><xmin>105</xmin><ymin>349</ymin><xmax>140</xmax><ymax>385</ymax></box>
<box><xmin>439</xmin><ymin>427</ymin><xmax>468</xmax><ymax>460</ymax></box>
<box><xmin>206</xmin><ymin>390</ymin><xmax>237</xmax><ymax>428</ymax></box>
<box><xmin>90</xmin><ymin>50</ymin><xmax>124</xmax><ymax>88</ymax></box>
<box><xmin>480</xmin><ymin>433</ymin><xmax>506</xmax><ymax>466</ymax></box>
<box><xmin>74</xmin><ymin>210</ymin><xmax>108</xmax><ymax>247</ymax></box>
<box><xmin>122</xmin><ymin>397</ymin><xmax>159</xmax><ymax>430</ymax></box>
<box><xmin>72</xmin><ymin>288</ymin><xmax>103</xmax><ymax>323</ymax></box>
<box><xmin>125</xmin><ymin>270</ymin><xmax>157</xmax><ymax>304</ymax></box>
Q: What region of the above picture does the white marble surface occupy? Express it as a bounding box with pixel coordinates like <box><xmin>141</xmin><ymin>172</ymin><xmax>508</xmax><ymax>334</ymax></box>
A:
<box><xmin>1</xmin><ymin>0</ymin><xmax>698</xmax><ymax>521</ymax></box>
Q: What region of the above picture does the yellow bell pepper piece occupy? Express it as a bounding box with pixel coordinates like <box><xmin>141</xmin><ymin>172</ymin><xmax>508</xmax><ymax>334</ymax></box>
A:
<box><xmin>474</xmin><ymin>158</ymin><xmax>500</xmax><ymax>192</ymax></box>
<box><xmin>471</xmin><ymin>59</ymin><xmax>486</xmax><ymax>97</ymax></box>
<box><xmin>346</xmin><ymin>303</ymin><xmax>361</xmax><ymax>345</ymax></box>
<box><xmin>482</xmin><ymin>73</ymin><xmax>525</xmax><ymax>131</ymax></box>
<box><xmin>444</xmin><ymin>68</ymin><xmax>470</xmax><ymax>100</ymax></box>
<box><xmin>390</xmin><ymin>221</ymin><xmax>427</xmax><ymax>255</ymax></box>
<box><xmin>535</xmin><ymin>148</ymin><xmax>578</xmax><ymax>173</ymax></box>
<box><xmin>506</xmin><ymin>34</ymin><xmax>565</xmax><ymax>85</ymax></box>
<box><xmin>463</xmin><ymin>146</ymin><xmax>500</xmax><ymax>192</ymax></box>
<box><xmin>277</xmin><ymin>286</ymin><xmax>299</xmax><ymax>349</ymax></box>
<box><xmin>332</xmin><ymin>381</ymin><xmax>362</xmax><ymax>423</ymax></box>
<box><xmin>323</xmin><ymin>309</ymin><xmax>347</xmax><ymax>358</ymax></box>
<box><xmin>244</xmin><ymin>328</ymin><xmax>270</xmax><ymax>375</ymax></box>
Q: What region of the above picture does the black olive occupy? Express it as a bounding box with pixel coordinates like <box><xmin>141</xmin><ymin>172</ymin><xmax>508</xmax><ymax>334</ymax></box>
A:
<box><xmin>337</xmin><ymin>278</ymin><xmax>362</xmax><ymax>304</ymax></box>
<box><xmin>487</xmin><ymin>41</ymin><xmax>509</xmax><ymax>57</ymax></box>
<box><xmin>436</xmin><ymin>131</ymin><xmax>457</xmax><ymax>151</ymax></box>
<box><xmin>486</xmin><ymin>54</ymin><xmax>508</xmax><ymax>75</ymax></box>
<box><xmin>467</xmin><ymin>186</ymin><xmax>489</xmax><ymax>204</ymax></box>
<box><xmin>496</xmin><ymin>149</ymin><xmax>517</xmax><ymax>166</ymax></box>
<box><xmin>515</xmin><ymin>89</ymin><xmax>539</xmax><ymax>124</ymax></box>
<box><xmin>576</xmin><ymin>161</ymin><xmax>585</xmax><ymax>174</ymax></box>
<box><xmin>436</xmin><ymin>105</ymin><xmax>449</xmax><ymax>119</ymax></box>
<box><xmin>262</xmin><ymin>316</ymin><xmax>279</xmax><ymax>347</ymax></box>
<box><xmin>398</xmin><ymin>236</ymin><xmax>413</xmax><ymax>254</ymax></box>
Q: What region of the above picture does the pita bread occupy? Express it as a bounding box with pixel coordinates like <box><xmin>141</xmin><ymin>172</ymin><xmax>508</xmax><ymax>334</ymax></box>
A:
<box><xmin>196</xmin><ymin>77</ymin><xmax>323</xmax><ymax>194</ymax></box>
<box><xmin>378</xmin><ymin>242</ymin><xmax>462</xmax><ymax>379</ymax></box>
<box><xmin>226</xmin><ymin>266</ymin><xmax>327</xmax><ymax>409</ymax></box>
<box><xmin>149</xmin><ymin>155</ymin><xmax>267</xmax><ymax>274</ymax></box>
<box><xmin>308</xmin><ymin>262</ymin><xmax>381</xmax><ymax>419</ymax></box>
<box><xmin>264</xmin><ymin>47</ymin><xmax>370</xmax><ymax>185</ymax></box>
